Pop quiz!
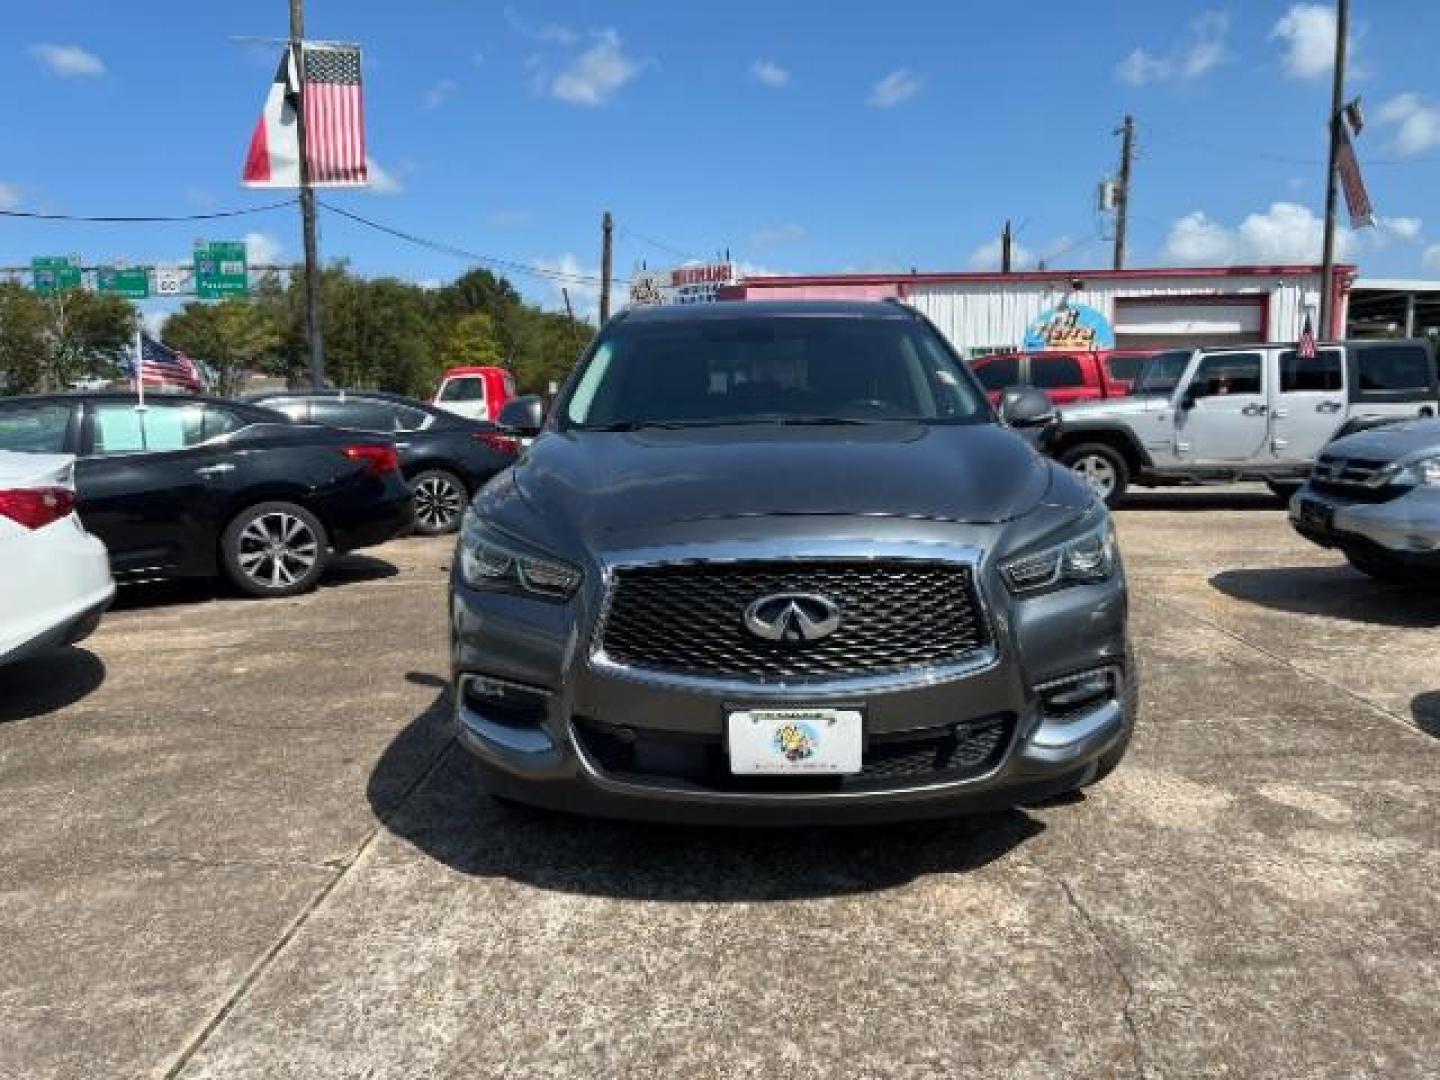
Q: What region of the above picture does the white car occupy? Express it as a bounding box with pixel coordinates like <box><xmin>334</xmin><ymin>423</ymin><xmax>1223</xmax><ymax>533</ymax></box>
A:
<box><xmin>0</xmin><ymin>451</ymin><xmax>115</xmax><ymax>667</ymax></box>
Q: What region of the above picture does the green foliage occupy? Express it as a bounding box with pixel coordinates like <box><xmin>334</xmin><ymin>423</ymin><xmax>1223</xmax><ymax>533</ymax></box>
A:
<box><xmin>161</xmin><ymin>299</ymin><xmax>282</xmax><ymax>397</ymax></box>
<box><xmin>0</xmin><ymin>283</ymin><xmax>137</xmax><ymax>394</ymax></box>
<box><xmin>439</xmin><ymin>312</ymin><xmax>505</xmax><ymax>369</ymax></box>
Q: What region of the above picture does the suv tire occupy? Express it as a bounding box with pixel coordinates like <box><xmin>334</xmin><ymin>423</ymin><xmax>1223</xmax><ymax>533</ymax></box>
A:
<box><xmin>411</xmin><ymin>468</ymin><xmax>468</xmax><ymax>536</ymax></box>
<box><xmin>1060</xmin><ymin>443</ymin><xmax>1129</xmax><ymax>506</ymax></box>
<box><xmin>221</xmin><ymin>501</ymin><xmax>330</xmax><ymax>598</ymax></box>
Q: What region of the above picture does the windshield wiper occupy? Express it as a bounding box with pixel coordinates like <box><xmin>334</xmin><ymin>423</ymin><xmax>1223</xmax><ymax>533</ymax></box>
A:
<box><xmin>777</xmin><ymin>416</ymin><xmax>887</xmax><ymax>426</ymax></box>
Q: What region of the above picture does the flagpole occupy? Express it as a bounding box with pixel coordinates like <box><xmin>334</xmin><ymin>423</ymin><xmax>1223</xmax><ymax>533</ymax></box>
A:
<box><xmin>134</xmin><ymin>325</ymin><xmax>145</xmax><ymax>411</ymax></box>
<box><xmin>290</xmin><ymin>0</ymin><xmax>326</xmax><ymax>389</ymax></box>
<box><xmin>1318</xmin><ymin>0</ymin><xmax>1349</xmax><ymax>341</ymax></box>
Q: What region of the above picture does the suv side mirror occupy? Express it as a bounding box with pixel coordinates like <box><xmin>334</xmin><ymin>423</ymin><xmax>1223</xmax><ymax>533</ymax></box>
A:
<box><xmin>998</xmin><ymin>387</ymin><xmax>1058</xmax><ymax>429</ymax></box>
<box><xmin>498</xmin><ymin>394</ymin><xmax>545</xmax><ymax>436</ymax></box>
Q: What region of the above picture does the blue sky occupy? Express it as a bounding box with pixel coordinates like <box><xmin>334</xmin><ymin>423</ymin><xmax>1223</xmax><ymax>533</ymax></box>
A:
<box><xmin>3</xmin><ymin>1</ymin><xmax>1439</xmax><ymax>324</ymax></box>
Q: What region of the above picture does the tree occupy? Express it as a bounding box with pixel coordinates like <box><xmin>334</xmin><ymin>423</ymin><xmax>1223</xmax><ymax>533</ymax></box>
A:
<box><xmin>0</xmin><ymin>284</ymin><xmax>136</xmax><ymax>395</ymax></box>
<box><xmin>438</xmin><ymin>311</ymin><xmax>504</xmax><ymax>369</ymax></box>
<box><xmin>161</xmin><ymin>299</ymin><xmax>282</xmax><ymax>396</ymax></box>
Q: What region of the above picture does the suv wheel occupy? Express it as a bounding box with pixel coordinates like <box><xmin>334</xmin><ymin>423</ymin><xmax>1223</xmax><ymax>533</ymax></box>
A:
<box><xmin>221</xmin><ymin>502</ymin><xmax>330</xmax><ymax>598</ymax></box>
<box><xmin>1060</xmin><ymin>443</ymin><xmax>1129</xmax><ymax>506</ymax></box>
<box><xmin>411</xmin><ymin>469</ymin><xmax>468</xmax><ymax>536</ymax></box>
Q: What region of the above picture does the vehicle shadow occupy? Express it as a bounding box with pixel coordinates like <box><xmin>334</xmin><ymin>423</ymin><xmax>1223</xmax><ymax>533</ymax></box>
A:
<box><xmin>1412</xmin><ymin>692</ymin><xmax>1440</xmax><ymax>738</ymax></box>
<box><xmin>109</xmin><ymin>553</ymin><xmax>399</xmax><ymax>612</ymax></box>
<box><xmin>1119</xmin><ymin>489</ymin><xmax>1282</xmax><ymax>512</ymax></box>
<box><xmin>367</xmin><ymin>689</ymin><xmax>1046</xmax><ymax>903</ymax></box>
<box><xmin>1209</xmin><ymin>566</ymin><xmax>1440</xmax><ymax>628</ymax></box>
<box><xmin>0</xmin><ymin>647</ymin><xmax>107</xmax><ymax>723</ymax></box>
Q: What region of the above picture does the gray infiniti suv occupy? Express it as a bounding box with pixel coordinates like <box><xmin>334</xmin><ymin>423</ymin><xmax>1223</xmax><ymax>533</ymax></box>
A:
<box><xmin>449</xmin><ymin>301</ymin><xmax>1135</xmax><ymax>824</ymax></box>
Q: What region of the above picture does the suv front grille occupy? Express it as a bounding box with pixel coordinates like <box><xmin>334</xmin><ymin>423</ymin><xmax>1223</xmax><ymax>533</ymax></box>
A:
<box><xmin>1311</xmin><ymin>456</ymin><xmax>1405</xmax><ymax>503</ymax></box>
<box><xmin>597</xmin><ymin>559</ymin><xmax>989</xmax><ymax>683</ymax></box>
<box><xmin>573</xmin><ymin>714</ymin><xmax>1013</xmax><ymax>794</ymax></box>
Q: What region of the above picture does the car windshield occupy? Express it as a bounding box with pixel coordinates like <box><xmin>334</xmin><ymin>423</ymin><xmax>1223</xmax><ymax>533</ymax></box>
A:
<box><xmin>1131</xmin><ymin>351</ymin><xmax>1192</xmax><ymax>396</ymax></box>
<box><xmin>560</xmin><ymin>314</ymin><xmax>989</xmax><ymax>430</ymax></box>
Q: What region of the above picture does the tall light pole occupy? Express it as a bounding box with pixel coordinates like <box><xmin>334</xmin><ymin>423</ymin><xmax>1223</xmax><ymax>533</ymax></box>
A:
<box><xmin>290</xmin><ymin>0</ymin><xmax>325</xmax><ymax>387</ymax></box>
<box><xmin>1319</xmin><ymin>0</ymin><xmax>1350</xmax><ymax>340</ymax></box>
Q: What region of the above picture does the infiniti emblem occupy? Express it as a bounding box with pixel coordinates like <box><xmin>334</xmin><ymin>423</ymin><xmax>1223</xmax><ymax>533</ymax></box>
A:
<box><xmin>743</xmin><ymin>593</ymin><xmax>842</xmax><ymax>643</ymax></box>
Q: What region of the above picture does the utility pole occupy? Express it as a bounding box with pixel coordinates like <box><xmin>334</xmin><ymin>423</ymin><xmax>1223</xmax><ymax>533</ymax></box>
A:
<box><xmin>290</xmin><ymin>0</ymin><xmax>325</xmax><ymax>388</ymax></box>
<box><xmin>562</xmin><ymin>286</ymin><xmax>583</xmax><ymax>354</ymax></box>
<box><xmin>1319</xmin><ymin>0</ymin><xmax>1350</xmax><ymax>341</ymax></box>
<box><xmin>1001</xmin><ymin>220</ymin><xmax>1013</xmax><ymax>273</ymax></box>
<box><xmin>599</xmin><ymin>211</ymin><xmax>613</xmax><ymax>323</ymax></box>
<box><xmin>1113</xmin><ymin>114</ymin><xmax>1135</xmax><ymax>270</ymax></box>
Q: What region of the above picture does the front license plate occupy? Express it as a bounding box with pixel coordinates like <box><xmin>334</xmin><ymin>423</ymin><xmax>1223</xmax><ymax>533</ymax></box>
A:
<box><xmin>727</xmin><ymin>708</ymin><xmax>863</xmax><ymax>775</ymax></box>
<box><xmin>1299</xmin><ymin>498</ymin><xmax>1334</xmax><ymax>532</ymax></box>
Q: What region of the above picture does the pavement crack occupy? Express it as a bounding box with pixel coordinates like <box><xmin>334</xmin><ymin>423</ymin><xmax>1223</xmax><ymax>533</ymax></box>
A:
<box><xmin>1057</xmin><ymin>876</ymin><xmax>1149</xmax><ymax>1080</ymax></box>
<box><xmin>159</xmin><ymin>735</ymin><xmax>457</xmax><ymax>1079</ymax></box>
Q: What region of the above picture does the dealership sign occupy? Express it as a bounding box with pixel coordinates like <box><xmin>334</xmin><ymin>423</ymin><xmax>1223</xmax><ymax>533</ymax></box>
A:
<box><xmin>1024</xmin><ymin>303</ymin><xmax>1115</xmax><ymax>351</ymax></box>
<box><xmin>629</xmin><ymin>262</ymin><xmax>735</xmax><ymax>306</ymax></box>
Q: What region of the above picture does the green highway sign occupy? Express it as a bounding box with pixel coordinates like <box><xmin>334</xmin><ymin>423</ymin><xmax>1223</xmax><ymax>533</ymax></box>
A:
<box><xmin>194</xmin><ymin>240</ymin><xmax>248</xmax><ymax>299</ymax></box>
<box><xmin>32</xmin><ymin>255</ymin><xmax>82</xmax><ymax>294</ymax></box>
<box><xmin>97</xmin><ymin>266</ymin><xmax>151</xmax><ymax>299</ymax></box>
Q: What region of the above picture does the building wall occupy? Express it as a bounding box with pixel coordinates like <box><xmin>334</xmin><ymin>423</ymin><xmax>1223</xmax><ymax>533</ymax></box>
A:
<box><xmin>735</xmin><ymin>268</ymin><xmax>1349</xmax><ymax>352</ymax></box>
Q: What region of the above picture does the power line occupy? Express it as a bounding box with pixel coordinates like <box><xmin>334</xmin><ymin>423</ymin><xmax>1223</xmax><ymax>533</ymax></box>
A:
<box><xmin>0</xmin><ymin>199</ymin><xmax>298</xmax><ymax>223</ymax></box>
<box><xmin>317</xmin><ymin>199</ymin><xmax>624</xmax><ymax>287</ymax></box>
<box><xmin>618</xmin><ymin>226</ymin><xmax>697</xmax><ymax>261</ymax></box>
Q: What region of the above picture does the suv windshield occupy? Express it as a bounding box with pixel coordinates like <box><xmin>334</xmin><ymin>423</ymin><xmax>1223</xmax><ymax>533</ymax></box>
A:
<box><xmin>561</xmin><ymin>315</ymin><xmax>989</xmax><ymax>429</ymax></box>
<box><xmin>1131</xmin><ymin>351</ymin><xmax>1192</xmax><ymax>396</ymax></box>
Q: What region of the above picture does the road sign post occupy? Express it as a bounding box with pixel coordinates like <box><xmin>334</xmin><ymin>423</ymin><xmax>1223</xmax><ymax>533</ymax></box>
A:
<box><xmin>194</xmin><ymin>241</ymin><xmax>249</xmax><ymax>299</ymax></box>
<box><xmin>32</xmin><ymin>256</ymin><xmax>82</xmax><ymax>294</ymax></box>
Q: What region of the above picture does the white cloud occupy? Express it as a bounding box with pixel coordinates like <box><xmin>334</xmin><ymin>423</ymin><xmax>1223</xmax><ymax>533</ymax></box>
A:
<box><xmin>1376</xmin><ymin>93</ymin><xmax>1440</xmax><ymax>157</ymax></box>
<box><xmin>749</xmin><ymin>222</ymin><xmax>806</xmax><ymax>247</ymax></box>
<box><xmin>1424</xmin><ymin>244</ymin><xmax>1440</xmax><ymax>271</ymax></box>
<box><xmin>366</xmin><ymin>157</ymin><xmax>404</xmax><ymax>194</ymax></box>
<box><xmin>967</xmin><ymin>237</ymin><xmax>1034</xmax><ymax>271</ymax></box>
<box><xmin>534</xmin><ymin>253</ymin><xmax>600</xmax><ymax>319</ymax></box>
<box><xmin>422</xmin><ymin>78</ymin><xmax>458</xmax><ymax>110</ymax></box>
<box><xmin>29</xmin><ymin>43</ymin><xmax>105</xmax><ymax>78</ymax></box>
<box><xmin>1381</xmin><ymin>216</ymin><xmax>1423</xmax><ymax>242</ymax></box>
<box><xmin>868</xmin><ymin>69</ymin><xmax>921</xmax><ymax>108</ymax></box>
<box><xmin>1161</xmin><ymin>202</ymin><xmax>1356</xmax><ymax>265</ymax></box>
<box><xmin>504</xmin><ymin>6</ymin><xmax>580</xmax><ymax>46</ymax></box>
<box><xmin>751</xmin><ymin>59</ymin><xmax>790</xmax><ymax>88</ymax></box>
<box><xmin>549</xmin><ymin>31</ymin><xmax>642</xmax><ymax>106</ymax></box>
<box><xmin>1271</xmin><ymin>4</ymin><xmax>1342</xmax><ymax>80</ymax></box>
<box><xmin>1116</xmin><ymin>11</ymin><xmax>1229</xmax><ymax>86</ymax></box>
<box><xmin>244</xmin><ymin>231</ymin><xmax>284</xmax><ymax>266</ymax></box>
<box><xmin>0</xmin><ymin>182</ymin><xmax>19</xmax><ymax>210</ymax></box>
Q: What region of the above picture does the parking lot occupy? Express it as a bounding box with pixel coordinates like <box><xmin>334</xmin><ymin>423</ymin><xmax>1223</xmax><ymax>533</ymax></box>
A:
<box><xmin>3</xmin><ymin>490</ymin><xmax>1438</xmax><ymax>1080</ymax></box>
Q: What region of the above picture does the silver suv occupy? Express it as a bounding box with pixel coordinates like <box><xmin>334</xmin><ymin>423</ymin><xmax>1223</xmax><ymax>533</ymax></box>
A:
<box><xmin>1050</xmin><ymin>340</ymin><xmax>1438</xmax><ymax>504</ymax></box>
<box><xmin>1291</xmin><ymin>418</ymin><xmax>1440</xmax><ymax>583</ymax></box>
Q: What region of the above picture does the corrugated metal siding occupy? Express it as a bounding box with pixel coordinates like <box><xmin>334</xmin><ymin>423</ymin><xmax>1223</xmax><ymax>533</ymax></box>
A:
<box><xmin>905</xmin><ymin>273</ymin><xmax>1326</xmax><ymax>351</ymax></box>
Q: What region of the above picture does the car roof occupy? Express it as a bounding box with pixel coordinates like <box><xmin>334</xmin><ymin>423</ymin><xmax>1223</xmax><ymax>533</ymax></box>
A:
<box><xmin>1</xmin><ymin>390</ymin><xmax>280</xmax><ymax>414</ymax></box>
<box><xmin>617</xmin><ymin>299</ymin><xmax>918</xmax><ymax>323</ymax></box>
<box><xmin>242</xmin><ymin>388</ymin><xmax>433</xmax><ymax>408</ymax></box>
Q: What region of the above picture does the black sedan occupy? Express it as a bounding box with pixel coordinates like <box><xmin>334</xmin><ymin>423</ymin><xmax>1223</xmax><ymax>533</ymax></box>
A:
<box><xmin>0</xmin><ymin>393</ymin><xmax>414</xmax><ymax>598</ymax></box>
<box><xmin>244</xmin><ymin>390</ymin><xmax>519</xmax><ymax>535</ymax></box>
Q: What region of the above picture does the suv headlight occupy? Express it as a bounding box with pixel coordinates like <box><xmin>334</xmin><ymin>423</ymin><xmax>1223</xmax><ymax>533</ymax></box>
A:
<box><xmin>1384</xmin><ymin>454</ymin><xmax>1440</xmax><ymax>488</ymax></box>
<box><xmin>458</xmin><ymin>515</ymin><xmax>581</xmax><ymax>600</ymax></box>
<box><xmin>1001</xmin><ymin>514</ymin><xmax>1117</xmax><ymax>594</ymax></box>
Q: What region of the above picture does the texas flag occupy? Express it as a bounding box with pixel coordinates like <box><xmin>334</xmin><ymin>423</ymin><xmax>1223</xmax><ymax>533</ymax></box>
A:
<box><xmin>243</xmin><ymin>46</ymin><xmax>368</xmax><ymax>188</ymax></box>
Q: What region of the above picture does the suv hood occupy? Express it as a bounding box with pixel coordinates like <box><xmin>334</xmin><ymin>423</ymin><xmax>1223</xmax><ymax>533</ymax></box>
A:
<box><xmin>1327</xmin><ymin>418</ymin><xmax>1440</xmax><ymax>462</ymax></box>
<box><xmin>512</xmin><ymin>423</ymin><xmax>1050</xmax><ymax>537</ymax></box>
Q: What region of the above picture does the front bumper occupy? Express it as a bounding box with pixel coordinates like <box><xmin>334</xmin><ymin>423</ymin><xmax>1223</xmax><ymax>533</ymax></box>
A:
<box><xmin>1289</xmin><ymin>482</ymin><xmax>1440</xmax><ymax>563</ymax></box>
<box><xmin>449</xmin><ymin>537</ymin><xmax>1131</xmax><ymax>825</ymax></box>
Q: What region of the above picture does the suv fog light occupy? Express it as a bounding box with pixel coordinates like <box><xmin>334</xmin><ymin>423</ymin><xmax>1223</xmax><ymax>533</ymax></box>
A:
<box><xmin>1037</xmin><ymin>669</ymin><xmax>1118</xmax><ymax>720</ymax></box>
<box><xmin>461</xmin><ymin>676</ymin><xmax>549</xmax><ymax>729</ymax></box>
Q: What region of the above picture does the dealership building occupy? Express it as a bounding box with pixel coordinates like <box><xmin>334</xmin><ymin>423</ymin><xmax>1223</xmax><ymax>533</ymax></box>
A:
<box><xmin>717</xmin><ymin>264</ymin><xmax>1357</xmax><ymax>355</ymax></box>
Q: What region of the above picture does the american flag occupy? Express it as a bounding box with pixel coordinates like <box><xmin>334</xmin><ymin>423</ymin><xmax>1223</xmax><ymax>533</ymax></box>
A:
<box><xmin>1297</xmin><ymin>315</ymin><xmax>1318</xmax><ymax>361</ymax></box>
<box><xmin>302</xmin><ymin>45</ymin><xmax>367</xmax><ymax>186</ymax></box>
<box><xmin>132</xmin><ymin>333</ymin><xmax>205</xmax><ymax>392</ymax></box>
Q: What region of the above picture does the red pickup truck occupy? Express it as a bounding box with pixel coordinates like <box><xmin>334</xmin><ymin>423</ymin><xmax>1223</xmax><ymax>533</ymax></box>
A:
<box><xmin>971</xmin><ymin>349</ymin><xmax>1158</xmax><ymax>406</ymax></box>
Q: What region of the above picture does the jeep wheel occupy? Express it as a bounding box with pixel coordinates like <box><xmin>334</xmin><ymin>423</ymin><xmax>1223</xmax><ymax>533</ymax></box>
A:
<box><xmin>1060</xmin><ymin>443</ymin><xmax>1129</xmax><ymax>506</ymax></box>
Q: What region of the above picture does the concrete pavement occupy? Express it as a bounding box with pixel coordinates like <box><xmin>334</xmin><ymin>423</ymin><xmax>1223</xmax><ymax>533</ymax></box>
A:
<box><xmin>2</xmin><ymin>494</ymin><xmax>1436</xmax><ymax>1079</ymax></box>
